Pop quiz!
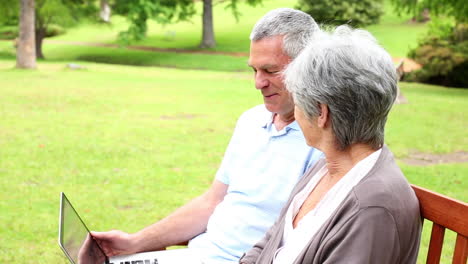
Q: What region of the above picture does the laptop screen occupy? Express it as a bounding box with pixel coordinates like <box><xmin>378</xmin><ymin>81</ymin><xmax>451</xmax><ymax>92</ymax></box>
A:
<box><xmin>59</xmin><ymin>192</ymin><xmax>108</xmax><ymax>264</ymax></box>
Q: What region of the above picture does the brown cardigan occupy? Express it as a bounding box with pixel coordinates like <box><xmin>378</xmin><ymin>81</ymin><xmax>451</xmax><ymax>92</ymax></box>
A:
<box><xmin>240</xmin><ymin>146</ymin><xmax>422</xmax><ymax>264</ymax></box>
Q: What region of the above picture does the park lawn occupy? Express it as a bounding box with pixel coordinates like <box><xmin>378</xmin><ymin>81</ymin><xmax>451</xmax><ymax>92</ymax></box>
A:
<box><xmin>0</xmin><ymin>59</ymin><xmax>259</xmax><ymax>263</ymax></box>
<box><xmin>0</xmin><ymin>59</ymin><xmax>466</xmax><ymax>263</ymax></box>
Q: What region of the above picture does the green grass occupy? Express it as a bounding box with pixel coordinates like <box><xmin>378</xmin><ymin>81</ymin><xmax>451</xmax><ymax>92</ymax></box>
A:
<box><xmin>387</xmin><ymin>83</ymin><xmax>468</xmax><ymax>157</ymax></box>
<box><xmin>0</xmin><ymin>59</ymin><xmax>259</xmax><ymax>262</ymax></box>
<box><xmin>0</xmin><ymin>59</ymin><xmax>466</xmax><ymax>263</ymax></box>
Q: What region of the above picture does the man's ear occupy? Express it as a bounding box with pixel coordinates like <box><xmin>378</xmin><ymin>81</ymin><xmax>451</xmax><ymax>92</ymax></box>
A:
<box><xmin>317</xmin><ymin>104</ymin><xmax>329</xmax><ymax>128</ymax></box>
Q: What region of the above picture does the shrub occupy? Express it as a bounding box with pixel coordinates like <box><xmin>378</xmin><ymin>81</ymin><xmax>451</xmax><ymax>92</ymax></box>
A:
<box><xmin>296</xmin><ymin>0</ymin><xmax>384</xmax><ymax>27</ymax></box>
<box><xmin>405</xmin><ymin>21</ymin><xmax>468</xmax><ymax>88</ymax></box>
<box><xmin>0</xmin><ymin>25</ymin><xmax>18</xmax><ymax>40</ymax></box>
<box><xmin>45</xmin><ymin>24</ymin><xmax>66</xmax><ymax>38</ymax></box>
<box><xmin>0</xmin><ymin>24</ymin><xmax>65</xmax><ymax>40</ymax></box>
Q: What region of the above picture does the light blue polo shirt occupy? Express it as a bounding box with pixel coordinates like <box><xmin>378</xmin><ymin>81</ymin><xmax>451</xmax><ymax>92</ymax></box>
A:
<box><xmin>188</xmin><ymin>105</ymin><xmax>322</xmax><ymax>263</ymax></box>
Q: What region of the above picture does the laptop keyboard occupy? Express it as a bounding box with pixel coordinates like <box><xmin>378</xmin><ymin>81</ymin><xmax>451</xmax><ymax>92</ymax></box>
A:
<box><xmin>109</xmin><ymin>259</ymin><xmax>158</xmax><ymax>264</ymax></box>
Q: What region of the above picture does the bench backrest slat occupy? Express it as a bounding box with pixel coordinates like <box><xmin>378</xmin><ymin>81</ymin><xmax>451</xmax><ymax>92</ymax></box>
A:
<box><xmin>411</xmin><ymin>185</ymin><xmax>468</xmax><ymax>264</ymax></box>
<box><xmin>412</xmin><ymin>185</ymin><xmax>468</xmax><ymax>236</ymax></box>
<box><xmin>453</xmin><ymin>234</ymin><xmax>468</xmax><ymax>264</ymax></box>
<box><xmin>427</xmin><ymin>223</ymin><xmax>446</xmax><ymax>264</ymax></box>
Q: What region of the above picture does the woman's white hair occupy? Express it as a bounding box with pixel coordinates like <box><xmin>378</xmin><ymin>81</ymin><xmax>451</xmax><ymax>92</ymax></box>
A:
<box><xmin>285</xmin><ymin>25</ymin><xmax>398</xmax><ymax>150</ymax></box>
<box><xmin>250</xmin><ymin>8</ymin><xmax>319</xmax><ymax>58</ymax></box>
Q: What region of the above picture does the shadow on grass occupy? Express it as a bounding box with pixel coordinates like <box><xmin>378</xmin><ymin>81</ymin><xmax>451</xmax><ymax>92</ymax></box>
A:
<box><xmin>0</xmin><ymin>50</ymin><xmax>15</xmax><ymax>60</ymax></box>
<box><xmin>1</xmin><ymin>41</ymin><xmax>250</xmax><ymax>71</ymax></box>
<box><xmin>45</xmin><ymin>44</ymin><xmax>250</xmax><ymax>72</ymax></box>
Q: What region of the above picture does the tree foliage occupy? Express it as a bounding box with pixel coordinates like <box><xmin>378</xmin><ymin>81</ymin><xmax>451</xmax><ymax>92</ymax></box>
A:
<box><xmin>113</xmin><ymin>0</ymin><xmax>196</xmax><ymax>43</ymax></box>
<box><xmin>296</xmin><ymin>0</ymin><xmax>384</xmax><ymax>27</ymax></box>
<box><xmin>390</xmin><ymin>0</ymin><xmax>467</xmax><ymax>24</ymax></box>
<box><xmin>0</xmin><ymin>0</ymin><xmax>19</xmax><ymax>26</ymax></box>
<box><xmin>1</xmin><ymin>0</ymin><xmax>97</xmax><ymax>28</ymax></box>
<box><xmin>224</xmin><ymin>0</ymin><xmax>263</xmax><ymax>21</ymax></box>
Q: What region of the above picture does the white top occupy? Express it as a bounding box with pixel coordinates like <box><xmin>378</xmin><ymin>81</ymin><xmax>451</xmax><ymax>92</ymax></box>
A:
<box><xmin>273</xmin><ymin>149</ymin><xmax>382</xmax><ymax>264</ymax></box>
<box><xmin>188</xmin><ymin>105</ymin><xmax>323</xmax><ymax>264</ymax></box>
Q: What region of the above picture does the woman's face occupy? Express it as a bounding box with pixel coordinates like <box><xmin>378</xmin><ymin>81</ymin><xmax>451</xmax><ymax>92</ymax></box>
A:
<box><xmin>294</xmin><ymin>106</ymin><xmax>320</xmax><ymax>147</ymax></box>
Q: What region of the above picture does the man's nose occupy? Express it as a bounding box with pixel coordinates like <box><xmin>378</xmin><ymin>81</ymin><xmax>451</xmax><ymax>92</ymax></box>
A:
<box><xmin>255</xmin><ymin>73</ymin><xmax>269</xmax><ymax>89</ymax></box>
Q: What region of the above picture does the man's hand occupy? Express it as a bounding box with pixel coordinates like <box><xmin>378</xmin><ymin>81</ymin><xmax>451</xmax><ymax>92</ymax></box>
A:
<box><xmin>78</xmin><ymin>233</ymin><xmax>106</xmax><ymax>264</ymax></box>
<box><xmin>91</xmin><ymin>230</ymin><xmax>138</xmax><ymax>257</ymax></box>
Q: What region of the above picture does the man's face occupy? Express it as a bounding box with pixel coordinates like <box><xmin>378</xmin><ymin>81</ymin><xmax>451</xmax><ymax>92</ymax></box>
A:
<box><xmin>248</xmin><ymin>35</ymin><xmax>293</xmax><ymax>116</ymax></box>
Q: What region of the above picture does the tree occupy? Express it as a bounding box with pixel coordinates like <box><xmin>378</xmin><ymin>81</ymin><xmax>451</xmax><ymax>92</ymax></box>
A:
<box><xmin>16</xmin><ymin>0</ymin><xmax>36</xmax><ymax>69</ymax></box>
<box><xmin>391</xmin><ymin>0</ymin><xmax>467</xmax><ymax>25</ymax></box>
<box><xmin>1</xmin><ymin>0</ymin><xmax>98</xmax><ymax>59</ymax></box>
<box><xmin>296</xmin><ymin>0</ymin><xmax>384</xmax><ymax>27</ymax></box>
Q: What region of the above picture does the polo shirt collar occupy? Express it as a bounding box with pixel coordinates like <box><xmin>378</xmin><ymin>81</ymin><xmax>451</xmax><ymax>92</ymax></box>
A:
<box><xmin>261</xmin><ymin>112</ymin><xmax>301</xmax><ymax>132</ymax></box>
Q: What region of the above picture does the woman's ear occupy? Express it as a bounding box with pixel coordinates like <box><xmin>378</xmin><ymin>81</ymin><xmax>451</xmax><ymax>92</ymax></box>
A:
<box><xmin>317</xmin><ymin>104</ymin><xmax>329</xmax><ymax>128</ymax></box>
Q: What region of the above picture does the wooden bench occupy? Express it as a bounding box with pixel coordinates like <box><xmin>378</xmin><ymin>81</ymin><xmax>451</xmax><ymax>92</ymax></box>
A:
<box><xmin>411</xmin><ymin>184</ymin><xmax>468</xmax><ymax>264</ymax></box>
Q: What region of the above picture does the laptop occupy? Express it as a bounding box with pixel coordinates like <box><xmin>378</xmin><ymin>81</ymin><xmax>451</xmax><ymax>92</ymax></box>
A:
<box><xmin>58</xmin><ymin>192</ymin><xmax>201</xmax><ymax>264</ymax></box>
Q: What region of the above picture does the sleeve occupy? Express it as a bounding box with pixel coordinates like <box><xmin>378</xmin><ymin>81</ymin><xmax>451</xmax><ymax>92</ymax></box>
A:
<box><xmin>315</xmin><ymin>207</ymin><xmax>401</xmax><ymax>264</ymax></box>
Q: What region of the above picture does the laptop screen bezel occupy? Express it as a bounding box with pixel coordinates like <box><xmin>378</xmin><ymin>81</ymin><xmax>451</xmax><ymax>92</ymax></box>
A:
<box><xmin>58</xmin><ymin>192</ymin><xmax>109</xmax><ymax>264</ymax></box>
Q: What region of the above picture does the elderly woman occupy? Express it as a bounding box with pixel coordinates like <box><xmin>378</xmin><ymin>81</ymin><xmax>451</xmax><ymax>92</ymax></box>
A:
<box><xmin>239</xmin><ymin>26</ymin><xmax>422</xmax><ymax>264</ymax></box>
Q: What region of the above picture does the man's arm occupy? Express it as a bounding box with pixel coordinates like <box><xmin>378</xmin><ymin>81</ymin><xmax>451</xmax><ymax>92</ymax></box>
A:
<box><xmin>92</xmin><ymin>180</ymin><xmax>228</xmax><ymax>256</ymax></box>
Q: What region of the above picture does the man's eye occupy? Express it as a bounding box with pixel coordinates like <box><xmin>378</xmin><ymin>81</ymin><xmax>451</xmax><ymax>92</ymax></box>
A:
<box><xmin>266</xmin><ymin>70</ymin><xmax>279</xmax><ymax>74</ymax></box>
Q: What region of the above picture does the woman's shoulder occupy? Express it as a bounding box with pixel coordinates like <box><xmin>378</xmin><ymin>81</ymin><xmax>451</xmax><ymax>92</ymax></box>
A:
<box><xmin>349</xmin><ymin>149</ymin><xmax>420</xmax><ymax>234</ymax></box>
<box><xmin>353</xmin><ymin>158</ymin><xmax>418</xmax><ymax>211</ymax></box>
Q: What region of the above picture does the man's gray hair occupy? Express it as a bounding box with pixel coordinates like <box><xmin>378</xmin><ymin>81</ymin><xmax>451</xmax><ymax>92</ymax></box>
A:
<box><xmin>250</xmin><ymin>8</ymin><xmax>319</xmax><ymax>58</ymax></box>
<box><xmin>285</xmin><ymin>25</ymin><xmax>398</xmax><ymax>150</ymax></box>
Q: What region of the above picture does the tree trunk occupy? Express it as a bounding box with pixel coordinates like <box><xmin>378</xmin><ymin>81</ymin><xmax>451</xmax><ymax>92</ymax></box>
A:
<box><xmin>411</xmin><ymin>8</ymin><xmax>430</xmax><ymax>23</ymax></box>
<box><xmin>199</xmin><ymin>0</ymin><xmax>216</xmax><ymax>48</ymax></box>
<box><xmin>16</xmin><ymin>0</ymin><xmax>36</xmax><ymax>69</ymax></box>
<box><xmin>100</xmin><ymin>0</ymin><xmax>111</xmax><ymax>23</ymax></box>
<box><xmin>35</xmin><ymin>26</ymin><xmax>46</xmax><ymax>59</ymax></box>
<box><xmin>395</xmin><ymin>60</ymin><xmax>408</xmax><ymax>104</ymax></box>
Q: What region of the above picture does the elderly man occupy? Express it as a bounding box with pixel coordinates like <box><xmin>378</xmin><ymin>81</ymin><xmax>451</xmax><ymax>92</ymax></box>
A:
<box><xmin>92</xmin><ymin>8</ymin><xmax>322</xmax><ymax>264</ymax></box>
